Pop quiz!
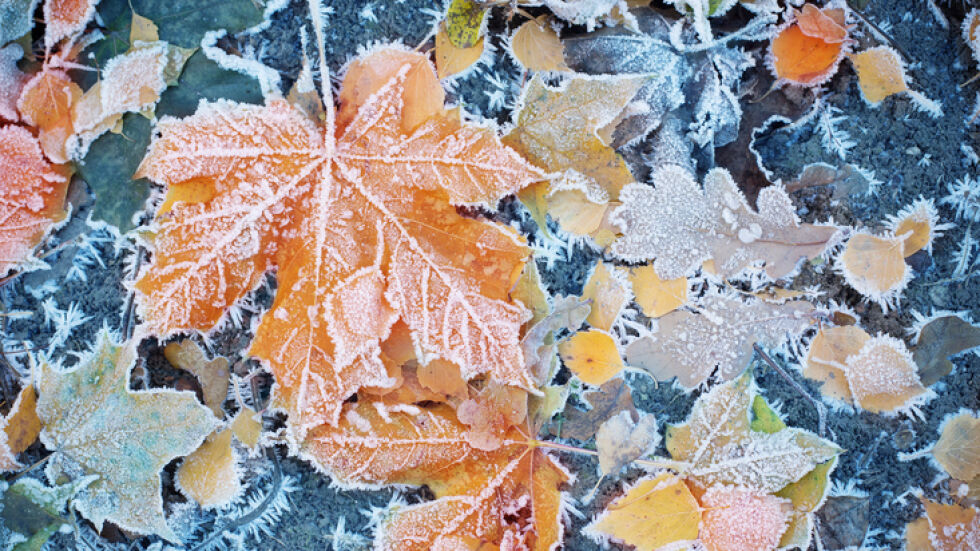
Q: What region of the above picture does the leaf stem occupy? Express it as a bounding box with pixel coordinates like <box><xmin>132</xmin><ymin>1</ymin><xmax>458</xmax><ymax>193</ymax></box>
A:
<box><xmin>753</xmin><ymin>344</ymin><xmax>830</xmax><ymax>439</ymax></box>
<box><xmin>531</xmin><ymin>439</ymin><xmax>691</xmax><ymax>472</ymax></box>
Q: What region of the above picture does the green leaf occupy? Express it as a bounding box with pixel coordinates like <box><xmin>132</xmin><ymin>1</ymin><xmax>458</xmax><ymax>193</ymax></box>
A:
<box><xmin>750</xmin><ymin>394</ymin><xmax>786</xmax><ymax>434</ymax></box>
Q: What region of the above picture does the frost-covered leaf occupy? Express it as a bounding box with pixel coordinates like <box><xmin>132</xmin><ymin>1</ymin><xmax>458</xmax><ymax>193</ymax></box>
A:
<box><xmin>769</xmin><ymin>3</ymin><xmax>849</xmax><ymax>86</ymax></box>
<box><xmin>302</xmin><ymin>401</ymin><xmax>569</xmax><ymax>551</ymax></box>
<box><xmin>931</xmin><ymin>411</ymin><xmax>980</xmax><ymax>483</ymax></box>
<box><xmin>0</xmin><ymin>0</ymin><xmax>38</xmax><ymax>45</ymax></box>
<box><xmin>504</xmin><ymin>74</ymin><xmax>644</xmax><ymax>239</ymax></box>
<box><xmin>230</xmin><ymin>407</ymin><xmax>262</xmax><ymax>451</ymax></box>
<box><xmin>626</xmin><ymin>293</ymin><xmax>814</xmax><ymax>389</ymax></box>
<box><xmin>586</xmin><ymin>472</ymin><xmax>700</xmax><ymax>551</ymax></box>
<box><xmin>435</xmin><ymin>22</ymin><xmax>484</xmax><ymax>79</ymax></box>
<box><xmin>912</xmin><ymin>316</ymin><xmax>980</xmax><ymax>386</ymax></box>
<box><xmin>445</xmin><ymin>0</ymin><xmax>485</xmax><ymax>49</ymax></box>
<box><xmin>887</xmin><ymin>198</ymin><xmax>947</xmax><ymax>258</ymax></box>
<box><xmin>844</xmin><ymin>335</ymin><xmax>930</xmax><ymax>414</ymax></box>
<box><xmin>551</xmin><ymin>378</ymin><xmax>636</xmax><ymax>441</ymax></box>
<box><xmin>44</xmin><ymin>0</ymin><xmax>99</xmax><ymax>49</ymax></box>
<box><xmin>581</xmin><ymin>260</ymin><xmax>631</xmax><ymax>331</ymax></box>
<box><xmin>16</xmin><ymin>68</ymin><xmax>81</xmax><ymax>163</ymax></box>
<box><xmin>665</xmin><ymin>373</ymin><xmax>840</xmax><ymax>493</ymax></box>
<box><xmin>559</xmin><ymin>329</ymin><xmax>625</xmax><ymax>386</ymax></box>
<box><xmin>623</xmin><ymin>264</ymin><xmax>687</xmax><ymax>318</ymax></box>
<box><xmin>544</xmin><ymin>0</ymin><xmax>621</xmax><ymax>30</ymax></box>
<box><xmin>176</xmin><ymin>429</ymin><xmax>241</xmax><ymax>509</ymax></box>
<box><xmin>510</xmin><ymin>17</ymin><xmax>569</xmax><ymax>73</ymax></box>
<box><xmin>91</xmin><ymin>0</ymin><xmax>263</xmax><ymax>50</ymax></box>
<box><xmin>596</xmin><ymin>410</ymin><xmax>659</xmax><ymax>476</ymax></box>
<box><xmin>457</xmin><ymin>380</ymin><xmax>528</xmax><ymax>451</ymax></box>
<box><xmin>688</xmin><ymin>57</ymin><xmax>742</xmax><ymax>148</ymax></box>
<box><xmin>0</xmin><ymin>476</ymin><xmax>97</xmax><ymax>551</ymax></box>
<box><xmin>164</xmin><ymin>339</ymin><xmax>230</xmax><ymax>418</ymax></box>
<box><xmin>699</xmin><ymin>486</ymin><xmax>791</xmax><ymax>551</ymax></box>
<box><xmin>611</xmin><ymin>166</ymin><xmax>839</xmax><ymax>280</ymax></box>
<box><xmin>804</xmin><ymin>325</ymin><xmax>870</xmax><ymax>404</ymax></box>
<box><xmin>0</xmin><ymin>125</ymin><xmax>70</xmax><ymax>276</ymax></box>
<box><xmin>785</xmin><ymin>162</ymin><xmax>878</xmax><ymax>199</ymax></box>
<box><xmin>0</xmin><ymin>385</ymin><xmax>41</xmax><ymax>472</ymax></box>
<box><xmin>35</xmin><ymin>332</ymin><xmax>218</xmax><ymax>541</ymax></box>
<box><xmin>0</xmin><ymin>44</ymin><xmax>26</xmax><ymax>122</ymax></box>
<box><xmin>849</xmin><ymin>46</ymin><xmax>908</xmax><ymax>104</ymax></box>
<box><xmin>836</xmin><ymin>232</ymin><xmax>911</xmax><ymax>308</ymax></box>
<box><xmin>136</xmin><ymin>48</ymin><xmax>543</xmax><ymax>439</ymax></box>
<box><xmin>905</xmin><ymin>500</ymin><xmax>980</xmax><ymax>551</ymax></box>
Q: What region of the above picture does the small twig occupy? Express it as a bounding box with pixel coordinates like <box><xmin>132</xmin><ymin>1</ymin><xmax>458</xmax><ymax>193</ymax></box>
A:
<box><xmin>7</xmin><ymin>453</ymin><xmax>52</xmax><ymax>483</ymax></box>
<box><xmin>753</xmin><ymin>344</ymin><xmax>830</xmax><ymax>439</ymax></box>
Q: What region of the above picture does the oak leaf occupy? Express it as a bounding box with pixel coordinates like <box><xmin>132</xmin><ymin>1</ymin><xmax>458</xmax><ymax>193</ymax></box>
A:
<box><xmin>134</xmin><ymin>48</ymin><xmax>544</xmax><ymax>436</ymax></box>
<box><xmin>611</xmin><ymin>166</ymin><xmax>839</xmax><ymax>280</ymax></box>
<box><xmin>35</xmin><ymin>332</ymin><xmax>218</xmax><ymax>541</ymax></box>
<box><xmin>625</xmin><ymin>292</ymin><xmax>815</xmax><ymax>389</ymax></box>
<box><xmin>302</xmin><ymin>400</ymin><xmax>569</xmax><ymax>551</ymax></box>
<box><xmin>665</xmin><ymin>373</ymin><xmax>840</xmax><ymax>493</ymax></box>
<box><xmin>0</xmin><ymin>125</ymin><xmax>70</xmax><ymax>276</ymax></box>
<box><xmin>586</xmin><ymin>472</ymin><xmax>700</xmax><ymax>551</ymax></box>
<box><xmin>769</xmin><ymin>3</ymin><xmax>849</xmax><ymax>86</ymax></box>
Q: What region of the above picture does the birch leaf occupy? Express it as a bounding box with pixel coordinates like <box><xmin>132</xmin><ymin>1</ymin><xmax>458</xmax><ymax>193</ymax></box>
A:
<box><xmin>849</xmin><ymin>46</ymin><xmax>908</xmax><ymax>104</ymax></box>
<box><xmin>302</xmin><ymin>401</ymin><xmax>569</xmax><ymax>551</ymax></box>
<box><xmin>581</xmin><ymin>260</ymin><xmax>631</xmax><ymax>331</ymax></box>
<box><xmin>623</xmin><ymin>264</ymin><xmax>687</xmax><ymax>318</ymax></box>
<box><xmin>844</xmin><ymin>335</ymin><xmax>930</xmax><ymax>414</ymax></box>
<box><xmin>803</xmin><ymin>325</ymin><xmax>871</xmax><ymax>404</ymax></box>
<box><xmin>435</xmin><ymin>23</ymin><xmax>484</xmax><ymax>79</ymax></box>
<box><xmin>836</xmin><ymin>232</ymin><xmax>910</xmax><ymax>307</ymax></box>
<box><xmin>16</xmin><ymin>68</ymin><xmax>81</xmax><ymax>163</ymax></box>
<box><xmin>700</xmin><ymin>486</ymin><xmax>791</xmax><ymax>551</ymax></box>
<box><xmin>906</xmin><ymin>500</ymin><xmax>980</xmax><ymax>551</ymax></box>
<box><xmin>35</xmin><ymin>332</ymin><xmax>218</xmax><ymax>541</ymax></box>
<box><xmin>135</xmin><ymin>48</ymin><xmax>543</xmax><ymax>438</ymax></box>
<box><xmin>445</xmin><ymin>0</ymin><xmax>485</xmax><ymax>49</ymax></box>
<box><xmin>769</xmin><ymin>3</ymin><xmax>848</xmax><ymax>86</ymax></box>
<box><xmin>910</xmin><ymin>314</ymin><xmax>980</xmax><ymax>385</ymax></box>
<box><xmin>611</xmin><ymin>166</ymin><xmax>839</xmax><ymax>280</ymax></box>
<box><xmin>44</xmin><ymin>0</ymin><xmax>99</xmax><ymax>49</ymax></box>
<box><xmin>175</xmin><ymin>429</ymin><xmax>241</xmax><ymax>508</ymax></box>
<box><xmin>230</xmin><ymin>407</ymin><xmax>262</xmax><ymax>451</ymax></box>
<box><xmin>558</xmin><ymin>329</ymin><xmax>625</xmax><ymax>386</ymax></box>
<box><xmin>511</xmin><ymin>17</ymin><xmax>569</xmax><ymax>72</ymax></box>
<box><xmin>931</xmin><ymin>412</ymin><xmax>980</xmax><ymax>483</ymax></box>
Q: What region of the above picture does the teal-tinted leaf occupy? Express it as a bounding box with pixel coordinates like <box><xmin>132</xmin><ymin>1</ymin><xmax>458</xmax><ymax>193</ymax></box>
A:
<box><xmin>0</xmin><ymin>0</ymin><xmax>38</xmax><ymax>46</ymax></box>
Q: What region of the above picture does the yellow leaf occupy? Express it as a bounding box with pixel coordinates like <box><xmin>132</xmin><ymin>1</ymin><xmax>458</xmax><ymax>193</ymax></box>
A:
<box><xmin>906</xmin><ymin>500</ymin><xmax>980</xmax><ymax>551</ymax></box>
<box><xmin>176</xmin><ymin>429</ymin><xmax>241</xmax><ymax>508</ymax></box>
<box><xmin>624</xmin><ymin>264</ymin><xmax>687</xmax><ymax>318</ymax></box>
<box><xmin>435</xmin><ymin>24</ymin><xmax>484</xmax><ymax>79</ymax></box>
<box><xmin>803</xmin><ymin>325</ymin><xmax>871</xmax><ymax>404</ymax></box>
<box><xmin>445</xmin><ymin>0</ymin><xmax>485</xmax><ymax>48</ymax></box>
<box><xmin>587</xmin><ymin>472</ymin><xmax>700</xmax><ymax>551</ymax></box>
<box><xmin>511</xmin><ymin>259</ymin><xmax>550</xmax><ymax>327</ymax></box>
<box><xmin>932</xmin><ymin>412</ymin><xmax>980</xmax><ymax>482</ymax></box>
<box><xmin>750</xmin><ymin>394</ymin><xmax>787</xmax><ymax>434</ymax></box>
<box><xmin>511</xmin><ymin>17</ymin><xmax>569</xmax><ymax>72</ymax></box>
<box><xmin>581</xmin><ymin>260</ymin><xmax>631</xmax><ymax>331</ymax></box>
<box><xmin>0</xmin><ymin>385</ymin><xmax>41</xmax><ymax>472</ymax></box>
<box><xmin>130</xmin><ymin>11</ymin><xmax>159</xmax><ymax>43</ymax></box>
<box><xmin>775</xmin><ymin>457</ymin><xmax>837</xmax><ymax>512</ymax></box>
<box><xmin>517</xmin><ymin>180</ymin><xmax>554</xmax><ymax>239</ymax></box>
<box><xmin>547</xmin><ymin>185</ymin><xmax>609</xmax><ymax>236</ymax></box>
<box><xmin>849</xmin><ymin>46</ymin><xmax>908</xmax><ymax>104</ymax></box>
<box><xmin>558</xmin><ymin>329</ymin><xmax>625</xmax><ymax>385</ymax></box>
<box><xmin>230</xmin><ymin>407</ymin><xmax>262</xmax><ymax>450</ymax></box>
<box><xmin>888</xmin><ymin>198</ymin><xmax>943</xmax><ymax>257</ymax></box>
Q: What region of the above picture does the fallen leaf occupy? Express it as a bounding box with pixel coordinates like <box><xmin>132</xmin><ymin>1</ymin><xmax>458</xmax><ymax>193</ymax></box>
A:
<box><xmin>581</xmin><ymin>260</ymin><xmax>631</xmax><ymax>331</ymax></box>
<box><xmin>1</xmin><ymin>385</ymin><xmax>41</xmax><ymax>471</ymax></box>
<box><xmin>0</xmin><ymin>125</ymin><xmax>70</xmax><ymax>276</ymax></box>
<box><xmin>775</xmin><ymin>457</ymin><xmax>837</xmax><ymax>549</ymax></box>
<box><xmin>164</xmin><ymin>339</ymin><xmax>230</xmax><ymax>418</ymax></box>
<box><xmin>16</xmin><ymin>67</ymin><xmax>81</xmax><ymax>162</ymax></box>
<box><xmin>435</xmin><ymin>23</ymin><xmax>484</xmax><ymax>79</ymax></box>
<box><xmin>230</xmin><ymin>406</ymin><xmax>262</xmax><ymax>451</ymax></box>
<box><xmin>43</xmin><ymin>0</ymin><xmax>99</xmax><ymax>49</ymax></box>
<box><xmin>511</xmin><ymin>17</ymin><xmax>569</xmax><ymax>72</ymax></box>
<box><xmin>551</xmin><ymin>378</ymin><xmax>636</xmax><ymax>441</ymax></box>
<box><xmin>445</xmin><ymin>0</ymin><xmax>485</xmax><ymax>49</ymax></box>
<box><xmin>511</xmin><ymin>259</ymin><xmax>550</xmax><ymax>328</ymax></box>
<box><xmin>0</xmin><ymin>0</ymin><xmax>37</xmax><ymax>45</ymax></box>
<box><xmin>785</xmin><ymin>162</ymin><xmax>879</xmax><ymax>199</ymax></box>
<box><xmin>623</xmin><ymin>264</ymin><xmax>687</xmax><ymax>318</ymax></box>
<box><xmin>134</xmin><ymin>48</ymin><xmax>543</xmax><ymax>438</ymax></box>
<box><xmin>888</xmin><ymin>198</ymin><xmax>946</xmax><ymax>258</ymax></box>
<box><xmin>176</xmin><ymin>428</ymin><xmax>242</xmax><ymax>508</ymax></box>
<box><xmin>586</xmin><ymin>472</ymin><xmax>700</xmax><ymax>551</ymax></box>
<box><xmin>35</xmin><ymin>332</ymin><xmax>218</xmax><ymax>541</ymax></box>
<box><xmin>0</xmin><ymin>475</ymin><xmax>97</xmax><ymax>550</ymax></box>
<box><xmin>836</xmin><ymin>232</ymin><xmax>910</xmax><ymax>308</ymax></box>
<box><xmin>611</xmin><ymin>166</ymin><xmax>840</xmax><ymax>280</ymax></box>
<box><xmin>769</xmin><ymin>3</ymin><xmax>849</xmax><ymax>86</ymax></box>
<box><xmin>558</xmin><ymin>329</ymin><xmax>625</xmax><ymax>386</ymax></box>
<box><xmin>912</xmin><ymin>315</ymin><xmax>980</xmax><ymax>385</ymax></box>
<box><xmin>596</xmin><ymin>410</ymin><xmax>659</xmax><ymax>476</ymax></box>
<box><xmin>0</xmin><ymin>44</ymin><xmax>26</xmax><ymax>122</ymax></box>
<box><xmin>844</xmin><ymin>334</ymin><xmax>930</xmax><ymax>414</ymax></box>
<box><xmin>626</xmin><ymin>293</ymin><xmax>814</xmax><ymax>389</ymax></box>
<box><xmin>665</xmin><ymin>372</ymin><xmax>840</xmax><ymax>493</ymax></box>
<box><xmin>457</xmin><ymin>380</ymin><xmax>528</xmax><ymax>451</ymax></box>
<box><xmin>803</xmin><ymin>325</ymin><xmax>871</xmax><ymax>404</ymax></box>
<box><xmin>750</xmin><ymin>394</ymin><xmax>787</xmax><ymax>434</ymax></box>
<box><xmin>699</xmin><ymin>486</ymin><xmax>791</xmax><ymax>551</ymax></box>
<box><xmin>817</xmin><ymin>495</ymin><xmax>870</xmax><ymax>549</ymax></box>
<box><xmin>906</xmin><ymin>500</ymin><xmax>980</xmax><ymax>551</ymax></box>
<box><xmin>849</xmin><ymin>46</ymin><xmax>908</xmax><ymax>104</ymax></box>
<box><xmin>931</xmin><ymin>412</ymin><xmax>980</xmax><ymax>483</ymax></box>
<box><xmin>303</xmin><ymin>401</ymin><xmax>569</xmax><ymax>551</ymax></box>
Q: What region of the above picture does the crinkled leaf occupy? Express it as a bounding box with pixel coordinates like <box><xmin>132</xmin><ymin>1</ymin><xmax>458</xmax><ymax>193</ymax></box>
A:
<box><xmin>596</xmin><ymin>410</ymin><xmax>659</xmax><ymax>476</ymax></box>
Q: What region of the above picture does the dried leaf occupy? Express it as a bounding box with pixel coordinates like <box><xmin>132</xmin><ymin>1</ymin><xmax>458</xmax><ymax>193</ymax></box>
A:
<box><xmin>769</xmin><ymin>3</ymin><xmax>848</xmax><ymax>86</ymax></box>
<box><xmin>626</xmin><ymin>293</ymin><xmax>814</xmax><ymax>389</ymax></box>
<box><xmin>913</xmin><ymin>316</ymin><xmax>980</xmax><ymax>386</ymax></box>
<box><xmin>581</xmin><ymin>260</ymin><xmax>631</xmax><ymax>331</ymax></box>
<box><xmin>623</xmin><ymin>264</ymin><xmax>687</xmax><ymax>318</ymax></box>
<box><xmin>504</xmin><ymin>74</ymin><xmax>644</xmax><ymax>238</ymax></box>
<box><xmin>803</xmin><ymin>325</ymin><xmax>871</xmax><ymax>404</ymax></box>
<box><xmin>2</xmin><ymin>385</ymin><xmax>41</xmax><ymax>463</ymax></box>
<box><xmin>665</xmin><ymin>373</ymin><xmax>840</xmax><ymax>493</ymax></box>
<box><xmin>551</xmin><ymin>378</ymin><xmax>636</xmax><ymax>441</ymax></box>
<box><xmin>544</xmin><ymin>0</ymin><xmax>621</xmax><ymax>29</ymax></box>
<box><xmin>511</xmin><ymin>17</ymin><xmax>569</xmax><ymax>72</ymax></box>
<box><xmin>35</xmin><ymin>332</ymin><xmax>218</xmax><ymax>541</ymax></box>
<box><xmin>596</xmin><ymin>410</ymin><xmax>659</xmax><ymax>476</ymax></box>
<box><xmin>0</xmin><ymin>44</ymin><xmax>26</xmax><ymax>122</ymax></box>
<box><xmin>849</xmin><ymin>46</ymin><xmax>908</xmax><ymax>104</ymax></box>
<box><xmin>44</xmin><ymin>0</ymin><xmax>99</xmax><ymax>49</ymax></box>
<box><xmin>558</xmin><ymin>329</ymin><xmax>625</xmax><ymax>386</ymax></box>
<box><xmin>906</xmin><ymin>500</ymin><xmax>980</xmax><ymax>551</ymax></box>
<box><xmin>836</xmin><ymin>232</ymin><xmax>911</xmax><ymax>307</ymax></box>
<box><xmin>230</xmin><ymin>406</ymin><xmax>262</xmax><ymax>451</ymax></box>
<box><xmin>457</xmin><ymin>380</ymin><xmax>528</xmax><ymax>451</ymax></box>
<box><xmin>435</xmin><ymin>23</ymin><xmax>484</xmax><ymax>79</ymax></box>
<box><xmin>16</xmin><ymin>68</ymin><xmax>81</xmax><ymax>163</ymax></box>
<box><xmin>176</xmin><ymin>429</ymin><xmax>241</xmax><ymax>508</ymax></box>
<box><xmin>303</xmin><ymin>401</ymin><xmax>569</xmax><ymax>550</ymax></box>
<box><xmin>699</xmin><ymin>486</ymin><xmax>791</xmax><ymax>551</ymax></box>
<box><xmin>786</xmin><ymin>162</ymin><xmax>878</xmax><ymax>199</ymax></box>
<box><xmin>586</xmin><ymin>472</ymin><xmax>700</xmax><ymax>551</ymax></box>
<box><xmin>931</xmin><ymin>412</ymin><xmax>980</xmax><ymax>483</ymax></box>
<box><xmin>844</xmin><ymin>335</ymin><xmax>930</xmax><ymax>414</ymax></box>
<box><xmin>611</xmin><ymin>166</ymin><xmax>839</xmax><ymax>280</ymax></box>
<box><xmin>888</xmin><ymin>198</ymin><xmax>945</xmax><ymax>258</ymax></box>
<box><xmin>0</xmin><ymin>125</ymin><xmax>70</xmax><ymax>276</ymax></box>
<box><xmin>164</xmin><ymin>339</ymin><xmax>230</xmax><ymax>418</ymax></box>
<box><xmin>134</xmin><ymin>48</ymin><xmax>543</xmax><ymax>437</ymax></box>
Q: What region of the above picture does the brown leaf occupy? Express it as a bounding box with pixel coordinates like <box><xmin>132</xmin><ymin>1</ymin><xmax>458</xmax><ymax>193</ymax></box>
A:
<box><xmin>164</xmin><ymin>340</ymin><xmax>230</xmax><ymax>418</ymax></box>
<box><xmin>596</xmin><ymin>410</ymin><xmax>659</xmax><ymax>476</ymax></box>
<box><xmin>550</xmin><ymin>378</ymin><xmax>636</xmax><ymax>441</ymax></box>
<box><xmin>912</xmin><ymin>316</ymin><xmax>980</xmax><ymax>386</ymax></box>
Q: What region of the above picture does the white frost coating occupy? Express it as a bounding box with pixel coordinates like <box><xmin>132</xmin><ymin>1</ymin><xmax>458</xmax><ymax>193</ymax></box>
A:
<box><xmin>843</xmin><ymin>334</ymin><xmax>935</xmax><ymax>416</ymax></box>
<box><xmin>43</xmin><ymin>0</ymin><xmax>98</xmax><ymax>49</ymax></box>
<box><xmin>543</xmin><ymin>0</ymin><xmax>622</xmax><ymax>31</ymax></box>
<box><xmin>0</xmin><ymin>43</ymin><xmax>25</xmax><ymax>122</ymax></box>
<box><xmin>201</xmin><ymin>30</ymin><xmax>282</xmax><ymax>99</ymax></box>
<box><xmin>100</xmin><ymin>43</ymin><xmax>169</xmax><ymax>115</ymax></box>
<box><xmin>885</xmin><ymin>197</ymin><xmax>953</xmax><ymax>256</ymax></box>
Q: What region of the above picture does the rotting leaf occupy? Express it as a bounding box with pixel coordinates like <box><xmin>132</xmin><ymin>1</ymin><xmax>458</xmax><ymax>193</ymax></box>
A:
<box><xmin>912</xmin><ymin>315</ymin><xmax>980</xmax><ymax>386</ymax></box>
<box><xmin>558</xmin><ymin>329</ymin><xmax>625</xmax><ymax>386</ymax></box>
<box><xmin>35</xmin><ymin>331</ymin><xmax>218</xmax><ymax>541</ymax></box>
<box><xmin>134</xmin><ymin>48</ymin><xmax>544</xmax><ymax>439</ymax></box>
<box><xmin>586</xmin><ymin>472</ymin><xmax>700</xmax><ymax>551</ymax></box>
<box><xmin>550</xmin><ymin>378</ymin><xmax>636</xmax><ymax>441</ymax></box>
<box><xmin>164</xmin><ymin>339</ymin><xmax>231</xmax><ymax>418</ymax></box>
<box><xmin>611</xmin><ymin>166</ymin><xmax>840</xmax><ymax>280</ymax></box>
<box><xmin>626</xmin><ymin>292</ymin><xmax>815</xmax><ymax>389</ymax></box>
<box><xmin>596</xmin><ymin>410</ymin><xmax>659</xmax><ymax>476</ymax></box>
<box><xmin>302</xmin><ymin>401</ymin><xmax>569</xmax><ymax>551</ymax></box>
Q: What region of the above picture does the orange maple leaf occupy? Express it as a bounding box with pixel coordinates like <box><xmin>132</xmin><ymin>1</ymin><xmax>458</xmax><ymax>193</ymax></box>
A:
<box><xmin>303</xmin><ymin>400</ymin><xmax>569</xmax><ymax>551</ymax></box>
<box><xmin>0</xmin><ymin>125</ymin><xmax>70</xmax><ymax>276</ymax></box>
<box><xmin>134</xmin><ymin>48</ymin><xmax>544</xmax><ymax>435</ymax></box>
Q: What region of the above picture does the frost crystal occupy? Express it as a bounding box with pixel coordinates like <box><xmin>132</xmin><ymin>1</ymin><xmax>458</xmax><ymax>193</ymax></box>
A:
<box><xmin>941</xmin><ymin>176</ymin><xmax>980</xmax><ymax>222</ymax></box>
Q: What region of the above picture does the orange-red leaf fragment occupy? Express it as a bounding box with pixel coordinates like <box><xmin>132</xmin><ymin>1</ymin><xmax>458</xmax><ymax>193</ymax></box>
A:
<box><xmin>43</xmin><ymin>0</ymin><xmax>99</xmax><ymax>49</ymax></box>
<box><xmin>770</xmin><ymin>4</ymin><xmax>849</xmax><ymax>86</ymax></box>
<box><xmin>17</xmin><ymin>67</ymin><xmax>81</xmax><ymax>163</ymax></box>
<box><xmin>0</xmin><ymin>125</ymin><xmax>70</xmax><ymax>276</ymax></box>
<box><xmin>699</xmin><ymin>486</ymin><xmax>791</xmax><ymax>551</ymax></box>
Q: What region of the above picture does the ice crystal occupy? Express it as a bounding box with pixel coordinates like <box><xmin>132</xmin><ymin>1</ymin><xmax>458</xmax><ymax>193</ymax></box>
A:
<box><xmin>816</xmin><ymin>105</ymin><xmax>856</xmax><ymax>160</ymax></box>
<box><xmin>40</xmin><ymin>298</ymin><xmax>90</xmax><ymax>354</ymax></box>
<box><xmin>941</xmin><ymin>176</ymin><xmax>980</xmax><ymax>222</ymax></box>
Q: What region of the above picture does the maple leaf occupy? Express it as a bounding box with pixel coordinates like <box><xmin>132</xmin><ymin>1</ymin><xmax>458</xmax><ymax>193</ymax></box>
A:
<box><xmin>625</xmin><ymin>292</ymin><xmax>815</xmax><ymax>389</ymax></box>
<box><xmin>610</xmin><ymin>166</ymin><xmax>840</xmax><ymax>280</ymax></box>
<box><xmin>302</xmin><ymin>400</ymin><xmax>569</xmax><ymax>550</ymax></box>
<box><xmin>35</xmin><ymin>331</ymin><xmax>218</xmax><ymax>541</ymax></box>
<box><xmin>665</xmin><ymin>372</ymin><xmax>840</xmax><ymax>493</ymax></box>
<box><xmin>133</xmin><ymin>48</ymin><xmax>544</xmax><ymax>435</ymax></box>
<box><xmin>0</xmin><ymin>125</ymin><xmax>70</xmax><ymax>276</ymax></box>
